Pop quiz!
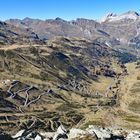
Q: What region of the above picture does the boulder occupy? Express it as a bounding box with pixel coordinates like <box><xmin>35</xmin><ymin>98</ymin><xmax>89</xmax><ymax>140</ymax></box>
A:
<box><xmin>40</xmin><ymin>132</ymin><xmax>54</xmax><ymax>140</ymax></box>
<box><xmin>68</xmin><ymin>128</ymin><xmax>85</xmax><ymax>139</ymax></box>
<box><xmin>87</xmin><ymin>126</ymin><xmax>111</xmax><ymax>139</ymax></box>
<box><xmin>53</xmin><ymin>125</ymin><xmax>69</xmax><ymax>140</ymax></box>
<box><xmin>13</xmin><ymin>129</ymin><xmax>44</xmax><ymax>140</ymax></box>
<box><xmin>126</xmin><ymin>131</ymin><xmax>140</xmax><ymax>140</ymax></box>
<box><xmin>12</xmin><ymin>129</ymin><xmax>25</xmax><ymax>138</ymax></box>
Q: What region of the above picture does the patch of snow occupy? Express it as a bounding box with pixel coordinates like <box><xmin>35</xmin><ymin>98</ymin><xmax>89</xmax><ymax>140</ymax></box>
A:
<box><xmin>119</xmin><ymin>38</ymin><xmax>128</xmax><ymax>44</ymax></box>
<box><xmin>105</xmin><ymin>41</ymin><xmax>112</xmax><ymax>47</ymax></box>
<box><xmin>2</xmin><ymin>79</ymin><xmax>11</xmax><ymax>85</ymax></box>
<box><xmin>84</xmin><ymin>29</ymin><xmax>91</xmax><ymax>37</ymax></box>
<box><xmin>57</xmin><ymin>125</ymin><xmax>67</xmax><ymax>134</ymax></box>
<box><xmin>35</xmin><ymin>134</ymin><xmax>42</xmax><ymax>140</ymax></box>
<box><xmin>100</xmin><ymin>11</ymin><xmax>140</xmax><ymax>22</ymax></box>
<box><xmin>100</xmin><ymin>13</ymin><xmax>117</xmax><ymax>22</ymax></box>
<box><xmin>12</xmin><ymin>129</ymin><xmax>25</xmax><ymax>138</ymax></box>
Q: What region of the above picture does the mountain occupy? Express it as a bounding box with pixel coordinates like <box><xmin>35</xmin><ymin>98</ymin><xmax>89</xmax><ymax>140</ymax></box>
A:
<box><xmin>0</xmin><ymin>20</ymin><xmax>42</xmax><ymax>45</ymax></box>
<box><xmin>0</xmin><ymin>12</ymin><xmax>140</xmax><ymax>136</ymax></box>
<box><xmin>5</xmin><ymin>11</ymin><xmax>140</xmax><ymax>56</ymax></box>
<box><xmin>100</xmin><ymin>11</ymin><xmax>140</xmax><ymax>41</ymax></box>
<box><xmin>101</xmin><ymin>11</ymin><xmax>140</xmax><ymax>22</ymax></box>
<box><xmin>6</xmin><ymin>17</ymin><xmax>113</xmax><ymax>41</ymax></box>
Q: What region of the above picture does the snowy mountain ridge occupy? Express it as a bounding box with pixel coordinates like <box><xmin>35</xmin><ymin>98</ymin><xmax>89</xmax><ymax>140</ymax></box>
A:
<box><xmin>101</xmin><ymin>11</ymin><xmax>140</xmax><ymax>22</ymax></box>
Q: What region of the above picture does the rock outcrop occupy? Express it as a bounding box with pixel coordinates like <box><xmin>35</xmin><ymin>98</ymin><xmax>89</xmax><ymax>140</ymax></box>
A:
<box><xmin>1</xmin><ymin>125</ymin><xmax>139</xmax><ymax>140</ymax></box>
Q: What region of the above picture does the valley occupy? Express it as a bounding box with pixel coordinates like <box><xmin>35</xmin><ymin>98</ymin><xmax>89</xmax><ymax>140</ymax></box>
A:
<box><xmin>0</xmin><ymin>39</ymin><xmax>139</xmax><ymax>138</ymax></box>
<box><xmin>0</xmin><ymin>11</ymin><xmax>140</xmax><ymax>139</ymax></box>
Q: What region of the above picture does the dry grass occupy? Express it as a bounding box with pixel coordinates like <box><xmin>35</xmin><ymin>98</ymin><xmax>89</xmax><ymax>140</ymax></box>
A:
<box><xmin>0</xmin><ymin>42</ymin><xmax>139</xmax><ymax>133</ymax></box>
<box><xmin>91</xmin><ymin>76</ymin><xmax>114</xmax><ymax>94</ymax></box>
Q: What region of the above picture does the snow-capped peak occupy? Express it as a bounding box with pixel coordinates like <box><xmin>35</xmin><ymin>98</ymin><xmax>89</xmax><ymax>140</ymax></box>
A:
<box><xmin>106</xmin><ymin>13</ymin><xmax>117</xmax><ymax>18</ymax></box>
<box><xmin>100</xmin><ymin>11</ymin><xmax>140</xmax><ymax>22</ymax></box>
<box><xmin>125</xmin><ymin>11</ymin><xmax>139</xmax><ymax>16</ymax></box>
<box><xmin>100</xmin><ymin>13</ymin><xmax>117</xmax><ymax>22</ymax></box>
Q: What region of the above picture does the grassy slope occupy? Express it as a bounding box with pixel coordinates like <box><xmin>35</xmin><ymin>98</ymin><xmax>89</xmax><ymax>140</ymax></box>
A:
<box><xmin>0</xmin><ymin>38</ymin><xmax>139</xmax><ymax>134</ymax></box>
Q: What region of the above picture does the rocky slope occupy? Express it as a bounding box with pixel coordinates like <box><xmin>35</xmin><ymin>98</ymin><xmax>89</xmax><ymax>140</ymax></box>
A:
<box><xmin>0</xmin><ymin>21</ymin><xmax>42</xmax><ymax>46</ymax></box>
<box><xmin>0</xmin><ymin>37</ymin><xmax>139</xmax><ymax>136</ymax></box>
<box><xmin>1</xmin><ymin>124</ymin><xmax>140</xmax><ymax>140</ymax></box>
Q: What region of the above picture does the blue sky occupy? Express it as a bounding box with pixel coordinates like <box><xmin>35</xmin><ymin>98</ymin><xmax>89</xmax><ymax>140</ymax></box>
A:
<box><xmin>0</xmin><ymin>0</ymin><xmax>140</xmax><ymax>21</ymax></box>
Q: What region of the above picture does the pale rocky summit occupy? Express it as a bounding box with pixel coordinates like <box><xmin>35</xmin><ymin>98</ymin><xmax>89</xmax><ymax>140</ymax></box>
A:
<box><xmin>101</xmin><ymin>11</ymin><xmax>140</xmax><ymax>22</ymax></box>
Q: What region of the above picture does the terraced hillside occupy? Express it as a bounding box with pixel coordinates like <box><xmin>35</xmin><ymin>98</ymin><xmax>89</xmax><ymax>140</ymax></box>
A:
<box><xmin>0</xmin><ymin>37</ymin><xmax>138</xmax><ymax>134</ymax></box>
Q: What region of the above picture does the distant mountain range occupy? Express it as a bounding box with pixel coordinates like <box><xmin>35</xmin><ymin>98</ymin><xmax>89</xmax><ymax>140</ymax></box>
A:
<box><xmin>0</xmin><ymin>11</ymin><xmax>138</xmax><ymax>55</ymax></box>
<box><xmin>0</xmin><ymin>20</ymin><xmax>40</xmax><ymax>45</ymax></box>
